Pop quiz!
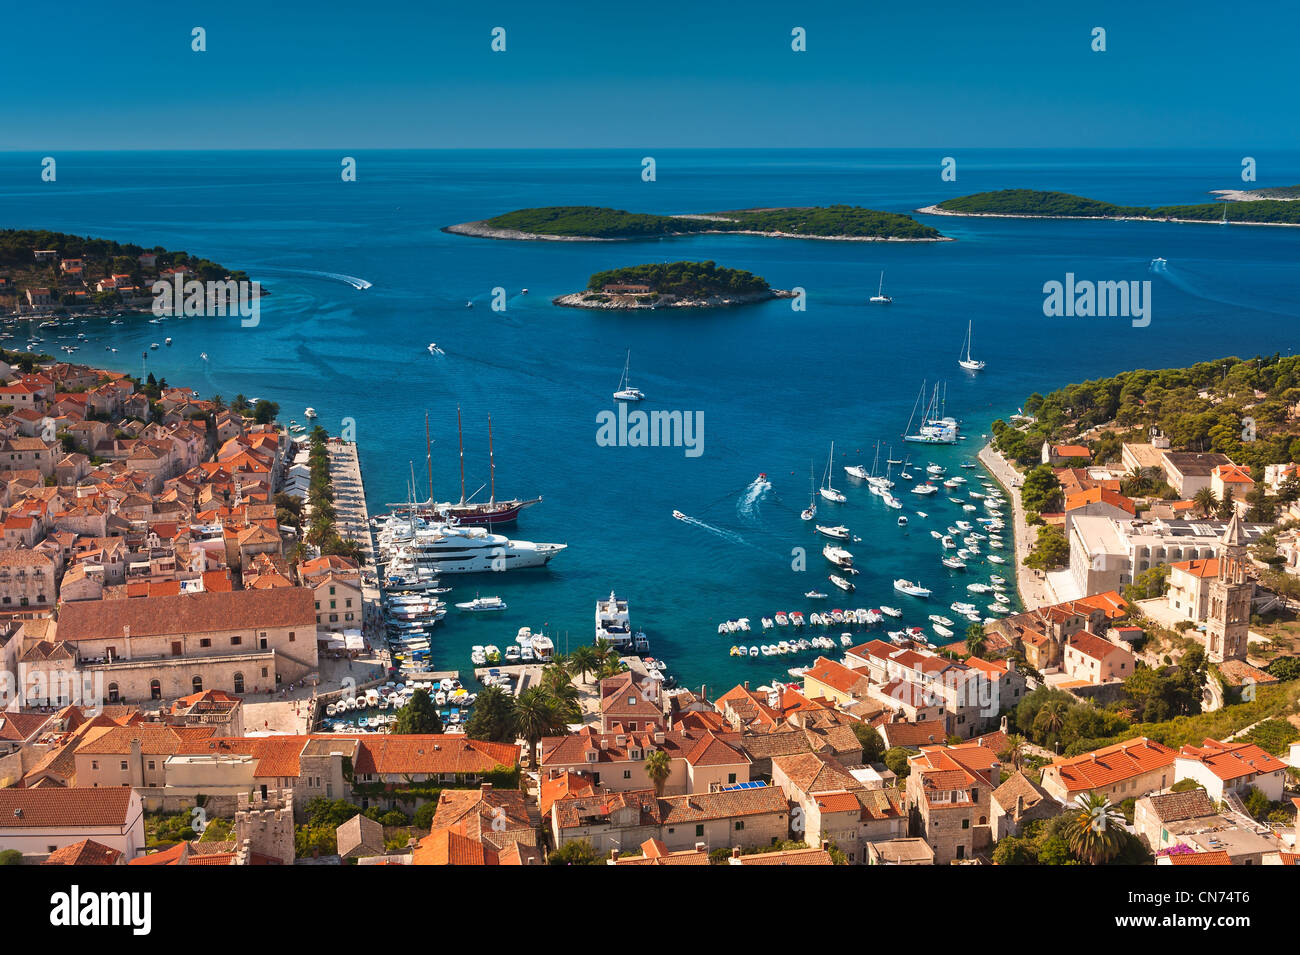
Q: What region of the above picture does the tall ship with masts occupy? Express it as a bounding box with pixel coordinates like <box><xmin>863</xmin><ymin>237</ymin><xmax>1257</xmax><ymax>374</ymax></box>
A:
<box><xmin>422</xmin><ymin>409</ymin><xmax>542</xmax><ymax>526</ymax></box>
<box><xmin>903</xmin><ymin>380</ymin><xmax>959</xmax><ymax>445</ymax></box>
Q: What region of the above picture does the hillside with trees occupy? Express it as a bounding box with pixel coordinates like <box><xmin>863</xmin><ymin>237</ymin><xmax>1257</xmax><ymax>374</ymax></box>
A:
<box><xmin>470</xmin><ymin>204</ymin><xmax>943</xmax><ymax>240</ymax></box>
<box><xmin>586</xmin><ymin>261</ymin><xmax>770</xmax><ymax>298</ymax></box>
<box><xmin>935</xmin><ymin>189</ymin><xmax>1300</xmax><ymax>224</ymax></box>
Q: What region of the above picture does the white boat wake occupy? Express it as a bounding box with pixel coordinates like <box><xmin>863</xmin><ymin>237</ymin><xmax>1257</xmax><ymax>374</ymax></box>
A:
<box><xmin>255</xmin><ymin>266</ymin><xmax>373</xmax><ymax>290</ymax></box>
<box><xmin>1152</xmin><ymin>260</ymin><xmax>1299</xmax><ymax>319</ymax></box>
<box><xmin>736</xmin><ymin>475</ymin><xmax>771</xmax><ymax>523</ymax></box>
<box><xmin>673</xmin><ymin>511</ymin><xmax>749</xmax><ymax>546</ymax></box>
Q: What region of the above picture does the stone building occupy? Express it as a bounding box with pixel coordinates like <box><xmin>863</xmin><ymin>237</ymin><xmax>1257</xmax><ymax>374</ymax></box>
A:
<box><xmin>1205</xmin><ymin>516</ymin><xmax>1253</xmax><ymax>664</ymax></box>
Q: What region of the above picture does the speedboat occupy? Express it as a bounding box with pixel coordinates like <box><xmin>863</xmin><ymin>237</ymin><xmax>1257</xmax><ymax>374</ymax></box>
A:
<box><xmin>775</xmin><ymin>612</ymin><xmax>789</xmax><ymax>627</ymax></box>
<box><xmin>815</xmin><ymin>524</ymin><xmax>850</xmax><ymax>540</ymax></box>
<box><xmin>929</xmin><ymin>614</ymin><xmax>954</xmax><ymax>626</ymax></box>
<box><xmin>880</xmin><ymin>606</ymin><xmax>902</xmax><ymax>618</ymax></box>
<box><xmin>911</xmin><ymin>483</ymin><xmax>938</xmax><ymax>495</ymax></box>
<box><xmin>942</xmin><ymin>556</ymin><xmax>967</xmax><ymax>569</ymax></box>
<box><xmin>672</xmin><ymin>510</ymin><xmax>687</xmax><ymax>521</ymax></box>
<box><xmin>829</xmin><ymin>575</ymin><xmax>855</xmax><ymax>593</ymax></box>
<box><xmin>988</xmin><ymin>554</ymin><xmax>1006</xmax><ymax>564</ymax></box>
<box><xmin>304</xmin><ymin>407</ymin><xmax>317</xmax><ymax>419</ymax></box>
<box><xmin>428</xmin><ymin>343</ymin><xmax>445</xmax><ymax>355</ymax></box>
<box><xmin>840</xmin><ymin>634</ymin><xmax>853</xmax><ymax>646</ymax></box>
<box><xmin>804</xmin><ymin>590</ymin><xmax>827</xmax><ymax>599</ymax></box>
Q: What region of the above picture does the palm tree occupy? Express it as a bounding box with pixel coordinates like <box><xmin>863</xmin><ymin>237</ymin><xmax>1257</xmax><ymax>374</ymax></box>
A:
<box><xmin>1032</xmin><ymin>699</ymin><xmax>1068</xmax><ymax>744</ymax></box>
<box><xmin>644</xmin><ymin>749</ymin><xmax>672</xmax><ymax>798</ymax></box>
<box><xmin>546</xmin><ymin>682</ymin><xmax>582</xmax><ymax>724</ymax></box>
<box><xmin>1066</xmin><ymin>793</ymin><xmax>1126</xmax><ymax>864</ymax></box>
<box><xmin>1192</xmin><ymin>486</ymin><xmax>1219</xmax><ymax>518</ymax></box>
<box><xmin>965</xmin><ymin>623</ymin><xmax>987</xmax><ymax>659</ymax></box>
<box><xmin>999</xmin><ymin>733</ymin><xmax>1028</xmax><ymax>771</ymax></box>
<box><xmin>567</xmin><ymin>644</ymin><xmax>599</xmax><ymax>685</ymax></box>
<box><xmin>512</xmin><ymin>687</ymin><xmax>566</xmax><ymax>767</ymax></box>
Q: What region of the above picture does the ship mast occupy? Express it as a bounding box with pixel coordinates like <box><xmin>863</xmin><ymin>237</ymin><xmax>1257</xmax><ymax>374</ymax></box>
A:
<box><xmin>488</xmin><ymin>415</ymin><xmax>496</xmax><ymax>505</ymax></box>
<box><xmin>457</xmin><ymin>406</ymin><xmax>466</xmax><ymax>506</ymax></box>
<box><xmin>425</xmin><ymin>411</ymin><xmax>434</xmax><ymax>508</ymax></box>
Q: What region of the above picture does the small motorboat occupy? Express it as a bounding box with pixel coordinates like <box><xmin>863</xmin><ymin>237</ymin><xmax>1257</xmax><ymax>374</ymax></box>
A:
<box><xmin>897</xmin><ymin>515</ymin><xmax>908</xmax><ymax>526</ymax></box>
<box><xmin>775</xmin><ymin>612</ymin><xmax>790</xmax><ymax>627</ymax></box>
<box><xmin>933</xmin><ymin>624</ymin><xmax>954</xmax><ymax>638</ymax></box>
<box><xmin>816</xmin><ymin>524</ymin><xmax>851</xmax><ymax>540</ymax></box>
<box><xmin>829</xmin><ymin>575</ymin><xmax>855</xmax><ymax>593</ymax></box>
<box><xmin>428</xmin><ymin>343</ymin><xmax>445</xmax><ymax>355</ymax></box>
<box><xmin>456</xmin><ymin>595</ymin><xmax>507</xmax><ymax>612</ymax></box>
<box><xmin>804</xmin><ymin>590</ymin><xmax>827</xmax><ymax>599</ymax></box>
<box><xmin>893</xmin><ymin>579</ymin><xmax>931</xmax><ymax>598</ymax></box>
<box><xmin>304</xmin><ymin>407</ymin><xmax>318</xmax><ymax>419</ymax></box>
<box><xmin>879</xmin><ymin>606</ymin><xmax>902</xmax><ymax>618</ymax></box>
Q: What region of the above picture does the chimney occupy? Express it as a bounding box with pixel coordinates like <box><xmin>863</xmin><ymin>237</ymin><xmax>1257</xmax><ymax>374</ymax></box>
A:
<box><xmin>694</xmin><ymin>841</ymin><xmax>706</xmax><ymax>852</ymax></box>
<box><xmin>701</xmin><ymin>684</ymin><xmax>708</xmax><ymax>703</ymax></box>
<box><xmin>480</xmin><ymin>782</ymin><xmax>492</xmax><ymax>793</ymax></box>
<box><xmin>743</xmin><ymin>681</ymin><xmax>749</xmax><ymax>691</ymax></box>
<box><xmin>610</xmin><ymin>849</ymin><xmax>619</xmax><ymax>861</ymax></box>
<box><xmin>731</xmin><ymin>846</ymin><xmax>741</xmax><ymax>859</ymax></box>
<box><xmin>820</xmin><ymin>840</ymin><xmax>830</xmax><ymax>851</ymax></box>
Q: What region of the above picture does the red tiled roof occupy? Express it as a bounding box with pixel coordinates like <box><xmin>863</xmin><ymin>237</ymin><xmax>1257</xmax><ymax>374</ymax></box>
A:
<box><xmin>1047</xmin><ymin>738</ymin><xmax>1175</xmax><ymax>794</ymax></box>
<box><xmin>1166</xmin><ymin>850</ymin><xmax>1231</xmax><ymax>866</ymax></box>
<box><xmin>41</xmin><ymin>838</ymin><xmax>122</xmax><ymax>865</ymax></box>
<box><xmin>0</xmin><ymin>787</ymin><xmax>135</xmax><ymax>828</ymax></box>
<box><xmin>1177</xmin><ymin>738</ymin><xmax>1288</xmax><ymax>781</ymax></box>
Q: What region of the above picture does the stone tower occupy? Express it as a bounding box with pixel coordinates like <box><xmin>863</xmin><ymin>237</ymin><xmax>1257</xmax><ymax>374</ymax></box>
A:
<box><xmin>234</xmin><ymin>788</ymin><xmax>296</xmax><ymax>866</ymax></box>
<box><xmin>1205</xmin><ymin>514</ymin><xmax>1253</xmax><ymax>663</ymax></box>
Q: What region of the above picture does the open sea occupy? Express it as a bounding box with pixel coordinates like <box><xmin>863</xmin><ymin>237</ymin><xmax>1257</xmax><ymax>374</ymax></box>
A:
<box><xmin>3</xmin><ymin>148</ymin><xmax>1299</xmax><ymax>695</ymax></box>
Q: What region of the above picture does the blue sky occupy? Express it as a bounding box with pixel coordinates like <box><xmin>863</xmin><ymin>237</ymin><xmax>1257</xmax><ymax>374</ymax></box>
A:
<box><xmin>2</xmin><ymin>0</ymin><xmax>1296</xmax><ymax>149</ymax></box>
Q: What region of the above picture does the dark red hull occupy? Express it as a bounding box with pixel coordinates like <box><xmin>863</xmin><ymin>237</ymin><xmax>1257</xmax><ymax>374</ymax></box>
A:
<box><xmin>430</xmin><ymin>497</ymin><xmax>541</xmax><ymax>526</ymax></box>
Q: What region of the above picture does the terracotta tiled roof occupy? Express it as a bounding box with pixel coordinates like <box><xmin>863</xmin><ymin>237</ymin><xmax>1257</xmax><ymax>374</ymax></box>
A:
<box><xmin>1142</xmin><ymin>789</ymin><xmax>1215</xmax><ymax>823</ymax></box>
<box><xmin>657</xmin><ymin>786</ymin><xmax>788</xmax><ymax>825</ymax></box>
<box><xmin>74</xmin><ymin>724</ymin><xmax>217</xmax><ymax>756</ymax></box>
<box><xmin>1068</xmin><ymin>631</ymin><xmax>1126</xmax><ymax>662</ymax></box>
<box><xmin>1171</xmin><ymin>558</ymin><xmax>1219</xmax><ymax>578</ymax></box>
<box><xmin>684</xmin><ymin>731</ymin><xmax>748</xmax><ymax>767</ymax></box>
<box><xmin>732</xmin><ymin>846</ymin><xmax>834</xmax><ymax>865</ymax></box>
<box><xmin>1047</xmin><ymin>738</ymin><xmax>1175</xmax><ymax>794</ymax></box>
<box><xmin>41</xmin><ymin>838</ymin><xmax>123</xmax><ymax>865</ymax></box>
<box><xmin>0</xmin><ymin>787</ymin><xmax>134</xmax><ymax>828</ymax></box>
<box><xmin>878</xmin><ymin>720</ymin><xmax>946</xmax><ymax>748</ymax></box>
<box><xmin>1166</xmin><ymin>850</ymin><xmax>1231</xmax><ymax>865</ymax></box>
<box><xmin>1177</xmin><ymin>738</ymin><xmax>1288</xmax><ymax>781</ymax></box>
<box><xmin>553</xmin><ymin>789</ymin><xmax>662</xmax><ymax>830</ymax></box>
<box><xmin>992</xmin><ymin>771</ymin><xmax>1052</xmax><ymax>817</ymax></box>
<box><xmin>56</xmin><ymin>588</ymin><xmax>314</xmax><ymax>641</ymax></box>
<box><xmin>539</xmin><ymin>771</ymin><xmax>597</xmax><ymax>817</ymax></box>
<box><xmin>803</xmin><ymin>656</ymin><xmax>867</xmax><ymax>695</ymax></box>
<box><xmin>773</xmin><ymin>752</ymin><xmax>861</xmax><ymax>795</ymax></box>
<box><xmin>412</xmin><ymin>829</ymin><xmax>497</xmax><ymax>865</ymax></box>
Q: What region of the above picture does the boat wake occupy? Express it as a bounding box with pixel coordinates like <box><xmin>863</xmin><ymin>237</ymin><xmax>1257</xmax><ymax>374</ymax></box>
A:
<box><xmin>255</xmin><ymin>266</ymin><xmax>373</xmax><ymax>290</ymax></box>
<box><xmin>1152</xmin><ymin>260</ymin><xmax>1299</xmax><ymax>319</ymax></box>
<box><xmin>736</xmin><ymin>474</ymin><xmax>772</xmax><ymax>523</ymax></box>
<box><xmin>673</xmin><ymin>511</ymin><xmax>749</xmax><ymax>547</ymax></box>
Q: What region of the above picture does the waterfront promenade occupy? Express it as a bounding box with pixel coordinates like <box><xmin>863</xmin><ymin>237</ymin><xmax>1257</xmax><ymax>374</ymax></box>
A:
<box><xmin>978</xmin><ymin>442</ymin><xmax>1059</xmax><ymax>611</ymax></box>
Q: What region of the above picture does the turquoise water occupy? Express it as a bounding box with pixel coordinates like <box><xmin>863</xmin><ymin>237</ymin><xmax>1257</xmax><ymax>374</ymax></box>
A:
<box><xmin>4</xmin><ymin>149</ymin><xmax>1299</xmax><ymax>694</ymax></box>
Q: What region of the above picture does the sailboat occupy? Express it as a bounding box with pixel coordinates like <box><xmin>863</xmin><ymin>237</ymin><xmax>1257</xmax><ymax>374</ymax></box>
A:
<box><xmin>613</xmin><ymin>350</ymin><xmax>644</xmax><ymax>401</ymax></box>
<box><xmin>958</xmin><ymin>320</ymin><xmax>985</xmax><ymax>371</ymax></box>
<box><xmin>819</xmin><ymin>443</ymin><xmax>846</xmax><ymax>503</ymax></box>
<box><xmin>431</xmin><ymin>409</ymin><xmax>541</xmax><ymax>526</ymax></box>
<box><xmin>801</xmin><ymin>461</ymin><xmax>817</xmax><ymax>521</ymax></box>
<box><xmin>869</xmin><ymin>271</ymin><xmax>892</xmax><ymax>304</ymax></box>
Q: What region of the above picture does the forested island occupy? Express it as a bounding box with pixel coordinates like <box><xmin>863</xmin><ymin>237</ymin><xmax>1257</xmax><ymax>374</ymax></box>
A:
<box><xmin>919</xmin><ymin>189</ymin><xmax>1300</xmax><ymax>226</ymax></box>
<box><xmin>554</xmin><ymin>260</ymin><xmax>790</xmax><ymax>310</ymax></box>
<box><xmin>446</xmin><ymin>205</ymin><xmax>947</xmax><ymax>242</ymax></box>
<box><xmin>0</xmin><ymin>228</ymin><xmax>254</xmax><ymax>315</ymax></box>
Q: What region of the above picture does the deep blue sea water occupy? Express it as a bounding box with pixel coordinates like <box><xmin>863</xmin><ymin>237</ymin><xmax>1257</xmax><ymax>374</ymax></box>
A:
<box><xmin>3</xmin><ymin>149</ymin><xmax>1299</xmax><ymax>695</ymax></box>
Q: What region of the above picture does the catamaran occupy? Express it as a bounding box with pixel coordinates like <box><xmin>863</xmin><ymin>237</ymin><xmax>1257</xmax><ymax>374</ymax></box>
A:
<box><xmin>613</xmin><ymin>350</ymin><xmax>644</xmax><ymax>401</ymax></box>
<box><xmin>869</xmin><ymin>271</ymin><xmax>892</xmax><ymax>304</ymax></box>
<box><xmin>958</xmin><ymin>320</ymin><xmax>985</xmax><ymax>371</ymax></box>
<box><xmin>819</xmin><ymin>442</ymin><xmax>846</xmax><ymax>503</ymax></box>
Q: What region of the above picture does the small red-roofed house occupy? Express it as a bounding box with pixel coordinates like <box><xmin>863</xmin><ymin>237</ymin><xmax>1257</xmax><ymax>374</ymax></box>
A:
<box><xmin>1042</xmin><ymin>442</ymin><xmax>1092</xmax><ymax>466</ymax></box>
<box><xmin>1040</xmin><ymin>737</ymin><xmax>1175</xmax><ymax>803</ymax></box>
<box><xmin>1167</xmin><ymin>557</ymin><xmax>1220</xmax><ymax>623</ymax></box>
<box><xmin>1174</xmin><ymin>738</ymin><xmax>1288</xmax><ymax>802</ymax></box>
<box><xmin>1062</xmin><ymin>631</ymin><xmax>1134</xmax><ymax>684</ymax></box>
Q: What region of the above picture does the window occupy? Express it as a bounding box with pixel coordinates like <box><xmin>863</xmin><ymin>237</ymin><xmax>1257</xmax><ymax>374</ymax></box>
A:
<box><xmin>92</xmin><ymin>760</ymin><xmax>99</xmax><ymax>770</ymax></box>
<box><xmin>120</xmin><ymin>761</ymin><xmax>128</xmax><ymax>771</ymax></box>
<box><xmin>261</xmin><ymin>667</ymin><xmax>268</xmax><ymax>678</ymax></box>
<box><xmin>956</xmin><ymin>845</ymin><xmax>965</xmax><ymax>859</ymax></box>
<box><xmin>734</xmin><ymin>820</ymin><xmax>745</xmax><ymax>831</ymax></box>
<box><xmin>962</xmin><ymin>818</ymin><xmax>970</xmax><ymax>830</ymax></box>
<box><xmin>192</xmin><ymin>676</ymin><xmax>203</xmax><ymax>693</ymax></box>
<box><xmin>199</xmin><ymin>638</ymin><xmax>211</xmax><ymax>648</ymax></box>
<box><xmin>107</xmin><ymin>683</ymin><xmax>119</xmax><ymax>703</ymax></box>
<box><xmin>233</xmin><ymin>672</ymin><xmax>245</xmax><ymax>694</ymax></box>
<box><xmin>695</xmin><ymin>824</ymin><xmax>704</xmax><ymax>837</ymax></box>
<box><xmin>171</xmin><ymin>641</ymin><xmax>183</xmax><ymax>656</ymax></box>
<box><xmin>147</xmin><ymin>761</ymin><xmax>156</xmax><ymax>771</ymax></box>
<box><xmin>288</xmin><ymin>632</ymin><xmax>295</xmax><ymax>642</ymax></box>
<box><xmin>623</xmin><ymin>770</ymin><xmax>631</xmax><ymax>779</ymax></box>
<box><xmin>150</xmin><ymin>680</ymin><xmax>161</xmax><ymax>701</ymax></box>
<box><xmin>727</xmin><ymin>773</ymin><xmax>737</xmax><ymax>784</ymax></box>
<box><xmin>260</xmin><ymin>637</ymin><xmax>268</xmax><ymax>650</ymax></box>
<box><xmin>230</xmin><ymin>635</ymin><xmax>242</xmax><ymax>646</ymax></box>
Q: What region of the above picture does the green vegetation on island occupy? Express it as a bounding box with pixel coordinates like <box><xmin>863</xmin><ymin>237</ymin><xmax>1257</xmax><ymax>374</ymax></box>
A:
<box><xmin>1231</xmin><ymin>184</ymin><xmax>1300</xmax><ymax>200</ymax></box>
<box><xmin>470</xmin><ymin>204</ymin><xmax>944</xmax><ymax>240</ymax></box>
<box><xmin>586</xmin><ymin>260</ymin><xmax>770</xmax><ymax>298</ymax></box>
<box><xmin>0</xmin><ymin>228</ymin><xmax>252</xmax><ymax>312</ymax></box>
<box><xmin>935</xmin><ymin>189</ymin><xmax>1300</xmax><ymax>225</ymax></box>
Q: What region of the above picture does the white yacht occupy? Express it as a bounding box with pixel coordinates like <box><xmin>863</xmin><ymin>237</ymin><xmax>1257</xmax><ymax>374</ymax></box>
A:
<box><xmin>869</xmin><ymin>271</ymin><xmax>892</xmax><ymax>304</ymax></box>
<box><xmin>815</xmin><ymin>524</ymin><xmax>850</xmax><ymax>540</ymax></box>
<box><xmin>819</xmin><ymin>442</ymin><xmax>846</xmax><ymax>503</ymax></box>
<box><xmin>304</xmin><ymin>407</ymin><xmax>318</xmax><ymax>419</ymax></box>
<box><xmin>958</xmin><ymin>320</ymin><xmax>985</xmax><ymax>371</ymax></box>
<box><xmin>455</xmin><ymin>594</ymin><xmax>507</xmax><ymax>612</ymax></box>
<box><xmin>613</xmin><ymin>350</ymin><xmax>645</xmax><ymax>402</ymax></box>
<box><xmin>893</xmin><ymin>578</ymin><xmax>932</xmax><ymax>598</ymax></box>
<box><xmin>381</xmin><ymin>514</ymin><xmax>565</xmax><ymax>573</ymax></box>
<box><xmin>596</xmin><ymin>591</ymin><xmax>648</xmax><ymax>652</ymax></box>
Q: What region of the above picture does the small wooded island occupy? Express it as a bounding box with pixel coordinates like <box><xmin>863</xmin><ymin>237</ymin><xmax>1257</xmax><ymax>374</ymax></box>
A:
<box><xmin>446</xmin><ymin>205</ymin><xmax>948</xmax><ymax>241</ymax></box>
<box><xmin>553</xmin><ymin>261</ymin><xmax>792</xmax><ymax>310</ymax></box>
<box><xmin>918</xmin><ymin>189</ymin><xmax>1300</xmax><ymax>226</ymax></box>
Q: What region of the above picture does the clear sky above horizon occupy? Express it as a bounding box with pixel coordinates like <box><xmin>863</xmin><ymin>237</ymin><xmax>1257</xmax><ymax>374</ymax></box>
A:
<box><xmin>3</xmin><ymin>0</ymin><xmax>1297</xmax><ymax>151</ymax></box>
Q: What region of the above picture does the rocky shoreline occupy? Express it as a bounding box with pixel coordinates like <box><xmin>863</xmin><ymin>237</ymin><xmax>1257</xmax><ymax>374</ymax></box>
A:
<box><xmin>553</xmin><ymin>289</ymin><xmax>795</xmax><ymax>310</ymax></box>
<box><xmin>915</xmin><ymin>203</ymin><xmax>1300</xmax><ymax>228</ymax></box>
<box><xmin>444</xmin><ymin>220</ymin><xmax>950</xmax><ymax>243</ymax></box>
